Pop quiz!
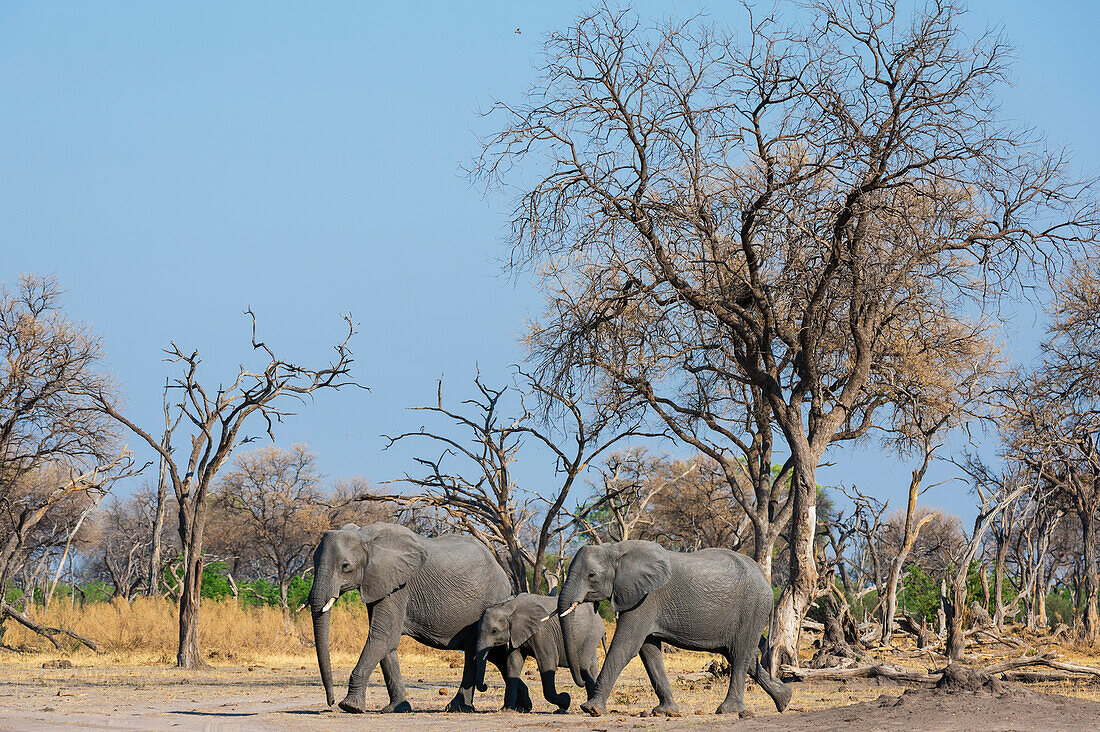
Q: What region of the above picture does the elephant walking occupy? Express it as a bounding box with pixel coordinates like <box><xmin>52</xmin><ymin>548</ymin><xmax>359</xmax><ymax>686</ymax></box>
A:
<box><xmin>473</xmin><ymin>593</ymin><xmax>604</xmax><ymax>712</ymax></box>
<box><xmin>558</xmin><ymin>540</ymin><xmax>792</xmax><ymax>717</ymax></box>
<box><xmin>309</xmin><ymin>522</ymin><xmax>529</xmax><ymax>713</ymax></box>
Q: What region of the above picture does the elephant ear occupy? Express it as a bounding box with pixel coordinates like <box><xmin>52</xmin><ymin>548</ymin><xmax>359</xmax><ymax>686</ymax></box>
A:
<box><xmin>509</xmin><ymin>596</ymin><xmax>548</xmax><ymax>648</ymax></box>
<box><xmin>612</xmin><ymin>543</ymin><xmax>672</xmax><ymax>612</ymax></box>
<box><xmin>358</xmin><ymin>527</ymin><xmax>427</xmax><ymax>604</ymax></box>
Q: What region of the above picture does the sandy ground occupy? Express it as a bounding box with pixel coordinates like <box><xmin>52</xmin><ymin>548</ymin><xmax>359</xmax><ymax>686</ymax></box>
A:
<box><xmin>4</xmin><ymin>653</ymin><xmax>1100</xmax><ymax>731</ymax></box>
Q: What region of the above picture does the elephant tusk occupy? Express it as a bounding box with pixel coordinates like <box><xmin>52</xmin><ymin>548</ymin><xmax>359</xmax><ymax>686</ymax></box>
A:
<box><xmin>539</xmin><ymin>609</ymin><xmax>559</xmax><ymax>623</ymax></box>
<box><xmin>558</xmin><ymin>601</ymin><xmax>581</xmax><ymax>618</ymax></box>
<box><xmin>321</xmin><ymin>597</ymin><xmax>336</xmax><ymax>613</ymax></box>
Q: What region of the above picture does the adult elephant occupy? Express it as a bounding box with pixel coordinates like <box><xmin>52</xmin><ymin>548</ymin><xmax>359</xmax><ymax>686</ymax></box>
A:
<box><xmin>557</xmin><ymin>540</ymin><xmax>792</xmax><ymax>717</ymax></box>
<box><xmin>309</xmin><ymin>522</ymin><xmax>526</xmax><ymax>713</ymax></box>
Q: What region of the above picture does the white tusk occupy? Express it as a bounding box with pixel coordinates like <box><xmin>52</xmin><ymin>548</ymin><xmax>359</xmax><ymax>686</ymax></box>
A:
<box><xmin>539</xmin><ymin>609</ymin><xmax>559</xmax><ymax>623</ymax></box>
<box><xmin>558</xmin><ymin>601</ymin><xmax>581</xmax><ymax>618</ymax></box>
<box><xmin>321</xmin><ymin>597</ymin><xmax>336</xmax><ymax>613</ymax></box>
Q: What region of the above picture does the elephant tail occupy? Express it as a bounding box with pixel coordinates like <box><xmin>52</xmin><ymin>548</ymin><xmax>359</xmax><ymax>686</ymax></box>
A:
<box><xmin>759</xmin><ymin>600</ymin><xmax>776</xmax><ymax>673</ymax></box>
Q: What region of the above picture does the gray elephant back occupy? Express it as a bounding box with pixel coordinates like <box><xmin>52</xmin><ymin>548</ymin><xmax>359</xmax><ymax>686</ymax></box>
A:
<box><xmin>420</xmin><ymin>533</ymin><xmax>512</xmax><ymax>606</ymax></box>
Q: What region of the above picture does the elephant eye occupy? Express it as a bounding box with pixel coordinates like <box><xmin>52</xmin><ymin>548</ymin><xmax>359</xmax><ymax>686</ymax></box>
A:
<box><xmin>588</xmin><ymin>571</ymin><xmax>597</xmax><ymax>579</ymax></box>
<box><xmin>341</xmin><ymin>562</ymin><xmax>352</xmax><ymax>573</ymax></box>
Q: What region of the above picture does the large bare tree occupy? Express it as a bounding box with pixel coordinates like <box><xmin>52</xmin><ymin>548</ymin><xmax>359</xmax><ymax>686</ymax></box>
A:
<box><xmin>0</xmin><ymin>276</ymin><xmax>139</xmax><ymax>649</ymax></box>
<box><xmin>1006</xmin><ymin>257</ymin><xmax>1100</xmax><ymax>637</ymax></box>
<box><xmin>475</xmin><ymin>1</ymin><xmax>1097</xmax><ymax>666</ymax></box>
<box><xmin>90</xmin><ymin>310</ymin><xmax>359</xmax><ymax>667</ymax></box>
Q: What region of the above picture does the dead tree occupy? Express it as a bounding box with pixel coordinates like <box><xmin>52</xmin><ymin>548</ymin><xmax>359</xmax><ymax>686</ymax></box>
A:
<box><xmin>90</xmin><ymin>310</ymin><xmax>359</xmax><ymax>667</ymax></box>
<box><xmin>476</xmin><ymin>1</ymin><xmax>1098</xmax><ymax>667</ymax></box>
<box><xmin>380</xmin><ymin>372</ymin><xmax>646</xmax><ymax>593</ymax></box>
<box><xmin>945</xmin><ymin>459</ymin><xmax>1030</xmax><ymax>660</ymax></box>
<box><xmin>1005</xmin><ymin>258</ymin><xmax>1100</xmax><ymax>638</ymax></box>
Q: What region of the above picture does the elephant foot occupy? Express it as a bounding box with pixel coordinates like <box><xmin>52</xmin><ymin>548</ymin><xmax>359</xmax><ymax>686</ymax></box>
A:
<box><xmin>338</xmin><ymin>691</ymin><xmax>368</xmax><ymax>714</ymax></box>
<box><xmin>553</xmin><ymin>706</ymin><xmax>570</xmax><ymax>714</ymax></box>
<box><xmin>716</xmin><ymin>701</ymin><xmax>744</xmax><ymax>715</ymax></box>
<box><xmin>443</xmin><ymin>695</ymin><xmax>477</xmax><ymax>713</ymax></box>
<box><xmin>550</xmin><ymin>692</ymin><xmax>571</xmax><ymax>711</ymax></box>
<box><xmin>652</xmin><ymin>702</ymin><xmax>681</xmax><ymax>717</ymax></box>
<box><xmin>580</xmin><ymin>700</ymin><xmax>606</xmax><ymax>717</ymax></box>
<box><xmin>381</xmin><ymin>700</ymin><xmax>412</xmax><ymax>713</ymax></box>
<box><xmin>771</xmin><ymin>682</ymin><xmax>793</xmax><ymax>712</ymax></box>
<box><xmin>740</xmin><ymin>709</ymin><xmax>756</xmax><ymax>719</ymax></box>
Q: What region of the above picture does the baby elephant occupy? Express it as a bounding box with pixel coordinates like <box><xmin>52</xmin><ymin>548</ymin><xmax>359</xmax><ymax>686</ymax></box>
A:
<box><xmin>474</xmin><ymin>593</ymin><xmax>604</xmax><ymax>712</ymax></box>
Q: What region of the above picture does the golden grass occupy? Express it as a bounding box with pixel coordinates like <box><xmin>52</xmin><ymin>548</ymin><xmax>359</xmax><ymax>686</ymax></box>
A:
<box><xmin>0</xmin><ymin>598</ymin><xmax>458</xmax><ymax>667</ymax></box>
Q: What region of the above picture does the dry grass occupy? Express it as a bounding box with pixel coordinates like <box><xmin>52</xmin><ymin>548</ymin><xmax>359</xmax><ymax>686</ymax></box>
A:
<box><xmin>0</xmin><ymin>598</ymin><xmax>456</xmax><ymax>667</ymax></box>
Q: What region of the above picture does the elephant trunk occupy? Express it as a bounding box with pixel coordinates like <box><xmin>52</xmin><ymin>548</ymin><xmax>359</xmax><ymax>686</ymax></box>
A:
<box><xmin>309</xmin><ymin>579</ymin><xmax>337</xmax><ymax>706</ymax></box>
<box><xmin>473</xmin><ymin>644</ymin><xmax>490</xmax><ymax>693</ymax></box>
<box><xmin>558</xmin><ymin>587</ymin><xmax>589</xmax><ymax>689</ymax></box>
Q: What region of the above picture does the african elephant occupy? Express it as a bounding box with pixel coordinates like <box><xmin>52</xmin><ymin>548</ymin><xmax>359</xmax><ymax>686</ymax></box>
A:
<box><xmin>558</xmin><ymin>540</ymin><xmax>792</xmax><ymax>717</ymax></box>
<box><xmin>473</xmin><ymin>593</ymin><xmax>604</xmax><ymax>712</ymax></box>
<box><xmin>309</xmin><ymin>522</ymin><xmax>529</xmax><ymax>713</ymax></box>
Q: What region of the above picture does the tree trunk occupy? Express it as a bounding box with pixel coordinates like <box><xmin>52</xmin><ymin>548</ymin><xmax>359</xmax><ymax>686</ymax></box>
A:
<box><xmin>176</xmin><ymin>499</ymin><xmax>208</xmax><ymax>669</ymax></box>
<box><xmin>771</xmin><ymin>458</ymin><xmax>818</xmax><ymax>672</ymax></box>
<box><xmin>944</xmin><ymin>569</ymin><xmax>967</xmax><ymax>661</ymax></box>
<box><xmin>882</xmin><ymin>446</ymin><xmax>935</xmax><ymax>646</ymax></box>
<box><xmin>1037</xmin><ymin>569</ymin><xmax>1050</xmax><ymax>629</ymax></box>
<box><xmin>177</xmin><ymin>551</ymin><xmax>204</xmax><ymax>667</ymax></box>
<box><xmin>754</xmin><ymin>527</ymin><xmax>775</xmax><ymax>585</ymax></box>
<box><xmin>993</xmin><ymin>538</ymin><xmax>1008</xmax><ymax>628</ymax></box>
<box><xmin>979</xmin><ymin>562</ymin><xmax>990</xmax><ymax>611</ymax></box>
<box><xmin>1081</xmin><ymin>511</ymin><xmax>1100</xmax><ymax>640</ymax></box>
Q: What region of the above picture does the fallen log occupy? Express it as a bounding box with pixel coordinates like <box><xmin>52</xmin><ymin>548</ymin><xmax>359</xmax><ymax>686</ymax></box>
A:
<box><xmin>780</xmin><ymin>663</ymin><xmax>938</xmax><ymax>684</ymax></box>
<box><xmin>982</xmin><ymin>653</ymin><xmax>1100</xmax><ymax>679</ymax></box>
<box><xmin>781</xmin><ymin>653</ymin><xmax>1100</xmax><ymax>686</ymax></box>
<box><xmin>0</xmin><ymin>600</ymin><xmax>98</xmax><ymax>652</ymax></box>
<box><xmin>1003</xmin><ymin>670</ymin><xmax>1089</xmax><ymax>683</ymax></box>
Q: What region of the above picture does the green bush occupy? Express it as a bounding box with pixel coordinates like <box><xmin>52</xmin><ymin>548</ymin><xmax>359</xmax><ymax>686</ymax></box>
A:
<box><xmin>1046</xmin><ymin>588</ymin><xmax>1074</xmax><ymax>627</ymax></box>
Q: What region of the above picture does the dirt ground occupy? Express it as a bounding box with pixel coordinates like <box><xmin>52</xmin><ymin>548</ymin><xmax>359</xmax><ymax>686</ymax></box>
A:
<box><xmin>4</xmin><ymin>647</ymin><xmax>1100</xmax><ymax>731</ymax></box>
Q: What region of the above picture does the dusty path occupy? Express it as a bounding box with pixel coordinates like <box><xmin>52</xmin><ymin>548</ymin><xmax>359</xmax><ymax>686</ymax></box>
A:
<box><xmin>3</xmin><ymin>662</ymin><xmax>1100</xmax><ymax>731</ymax></box>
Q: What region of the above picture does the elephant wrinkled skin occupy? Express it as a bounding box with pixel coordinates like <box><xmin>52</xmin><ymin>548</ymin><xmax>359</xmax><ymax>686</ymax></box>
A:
<box><xmin>473</xmin><ymin>593</ymin><xmax>604</xmax><ymax>712</ymax></box>
<box><xmin>558</xmin><ymin>540</ymin><xmax>792</xmax><ymax>717</ymax></box>
<box><xmin>308</xmin><ymin>522</ymin><xmax>521</xmax><ymax>713</ymax></box>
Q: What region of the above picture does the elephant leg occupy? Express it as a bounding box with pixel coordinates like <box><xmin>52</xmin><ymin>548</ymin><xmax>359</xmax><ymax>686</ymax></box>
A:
<box><xmin>341</xmin><ymin>597</ymin><xmax>405</xmax><ymax>713</ymax></box>
<box><xmin>717</xmin><ymin>649</ymin><xmax>750</xmax><ymax>716</ymax></box>
<box><xmin>500</xmin><ymin>649</ymin><xmax>533</xmax><ymax>712</ymax></box>
<box><xmin>749</xmin><ymin>658</ymin><xmax>793</xmax><ymax>712</ymax></box>
<box><xmin>584</xmin><ymin>656</ymin><xmax>600</xmax><ymax>699</ymax></box>
<box><xmin>581</xmin><ymin>610</ymin><xmax>650</xmax><ymax>717</ymax></box>
<box><xmin>443</xmin><ymin>636</ymin><xmax>480</xmax><ymax>713</ymax></box>
<box><xmin>379</xmin><ymin>652</ymin><xmax>412</xmax><ymax>713</ymax></box>
<box><xmin>638</xmin><ymin>638</ymin><xmax>679</xmax><ymax>717</ymax></box>
<box><xmin>535</xmin><ymin>650</ymin><xmax>570</xmax><ymax>711</ymax></box>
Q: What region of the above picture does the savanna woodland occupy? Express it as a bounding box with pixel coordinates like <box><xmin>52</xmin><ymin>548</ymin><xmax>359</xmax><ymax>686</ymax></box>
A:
<box><xmin>5</xmin><ymin>1</ymin><xmax>1100</xmax><ymax>729</ymax></box>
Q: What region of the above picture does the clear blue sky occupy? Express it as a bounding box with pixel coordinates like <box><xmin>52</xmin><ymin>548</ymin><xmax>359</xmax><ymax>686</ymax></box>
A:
<box><xmin>2</xmin><ymin>1</ymin><xmax>1097</xmax><ymax>523</ymax></box>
